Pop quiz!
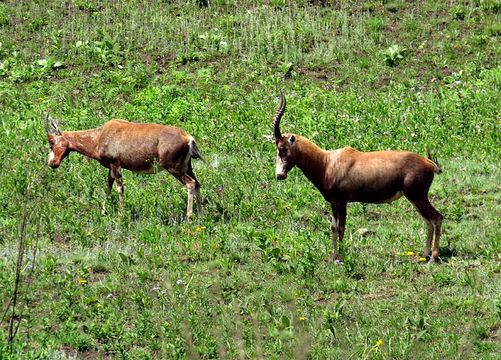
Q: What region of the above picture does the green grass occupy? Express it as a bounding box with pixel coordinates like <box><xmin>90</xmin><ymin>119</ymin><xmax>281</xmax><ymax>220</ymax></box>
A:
<box><xmin>0</xmin><ymin>0</ymin><xmax>500</xmax><ymax>359</ymax></box>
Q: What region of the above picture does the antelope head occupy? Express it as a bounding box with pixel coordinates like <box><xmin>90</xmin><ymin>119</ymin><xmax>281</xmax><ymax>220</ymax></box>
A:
<box><xmin>273</xmin><ymin>92</ymin><xmax>297</xmax><ymax>180</ymax></box>
<box><xmin>44</xmin><ymin>111</ymin><xmax>68</xmax><ymax>169</ymax></box>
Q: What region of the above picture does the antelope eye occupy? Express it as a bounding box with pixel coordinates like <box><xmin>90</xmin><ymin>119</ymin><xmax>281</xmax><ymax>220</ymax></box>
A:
<box><xmin>278</xmin><ymin>148</ymin><xmax>288</xmax><ymax>157</ymax></box>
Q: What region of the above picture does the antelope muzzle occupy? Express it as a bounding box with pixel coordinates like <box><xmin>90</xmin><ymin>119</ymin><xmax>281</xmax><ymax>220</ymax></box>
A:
<box><xmin>276</xmin><ymin>173</ymin><xmax>287</xmax><ymax>180</ymax></box>
<box><xmin>48</xmin><ymin>151</ymin><xmax>60</xmax><ymax>169</ymax></box>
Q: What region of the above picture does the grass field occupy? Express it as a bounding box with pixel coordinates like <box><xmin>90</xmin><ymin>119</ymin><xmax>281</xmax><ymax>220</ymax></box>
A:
<box><xmin>0</xmin><ymin>1</ymin><xmax>500</xmax><ymax>359</ymax></box>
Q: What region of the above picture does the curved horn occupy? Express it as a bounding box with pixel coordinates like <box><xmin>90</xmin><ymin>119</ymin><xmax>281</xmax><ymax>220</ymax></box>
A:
<box><xmin>49</xmin><ymin>115</ymin><xmax>62</xmax><ymax>135</ymax></box>
<box><xmin>44</xmin><ymin>110</ymin><xmax>51</xmax><ymax>134</ymax></box>
<box><xmin>273</xmin><ymin>91</ymin><xmax>286</xmax><ymax>140</ymax></box>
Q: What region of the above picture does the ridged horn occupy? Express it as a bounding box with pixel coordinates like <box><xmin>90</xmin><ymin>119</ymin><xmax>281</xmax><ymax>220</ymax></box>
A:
<box><xmin>273</xmin><ymin>91</ymin><xmax>286</xmax><ymax>140</ymax></box>
<box><xmin>44</xmin><ymin>110</ymin><xmax>51</xmax><ymax>134</ymax></box>
<box><xmin>49</xmin><ymin>115</ymin><xmax>62</xmax><ymax>135</ymax></box>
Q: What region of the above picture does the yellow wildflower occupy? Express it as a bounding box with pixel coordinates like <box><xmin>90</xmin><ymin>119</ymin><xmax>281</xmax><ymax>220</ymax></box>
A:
<box><xmin>372</xmin><ymin>338</ymin><xmax>383</xmax><ymax>351</ymax></box>
<box><xmin>78</xmin><ymin>279</ymin><xmax>88</xmax><ymax>284</ymax></box>
<box><xmin>195</xmin><ymin>226</ymin><xmax>206</xmax><ymax>232</ymax></box>
<box><xmin>418</xmin><ymin>257</ymin><xmax>427</xmax><ymax>262</ymax></box>
<box><xmin>298</xmin><ymin>316</ymin><xmax>306</xmax><ymax>321</ymax></box>
<box><xmin>406</xmin><ymin>251</ymin><xmax>415</xmax><ymax>256</ymax></box>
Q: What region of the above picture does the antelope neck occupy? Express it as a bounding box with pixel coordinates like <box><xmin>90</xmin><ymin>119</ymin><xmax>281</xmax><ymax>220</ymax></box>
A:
<box><xmin>295</xmin><ymin>138</ymin><xmax>329</xmax><ymax>192</ymax></box>
<box><xmin>64</xmin><ymin>129</ymin><xmax>101</xmax><ymax>160</ymax></box>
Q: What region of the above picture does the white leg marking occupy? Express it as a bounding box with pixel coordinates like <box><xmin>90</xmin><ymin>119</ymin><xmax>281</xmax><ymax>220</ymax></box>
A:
<box><xmin>186</xmin><ymin>186</ymin><xmax>194</xmax><ymax>219</ymax></box>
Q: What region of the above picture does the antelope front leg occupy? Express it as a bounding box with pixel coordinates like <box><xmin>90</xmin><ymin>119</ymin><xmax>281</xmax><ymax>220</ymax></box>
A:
<box><xmin>107</xmin><ymin>168</ymin><xmax>115</xmax><ymax>194</ymax></box>
<box><xmin>331</xmin><ymin>208</ymin><xmax>339</xmax><ymax>261</ymax></box>
<box><xmin>330</xmin><ymin>202</ymin><xmax>347</xmax><ymax>263</ymax></box>
<box><xmin>110</xmin><ymin>165</ymin><xmax>124</xmax><ymax>206</ymax></box>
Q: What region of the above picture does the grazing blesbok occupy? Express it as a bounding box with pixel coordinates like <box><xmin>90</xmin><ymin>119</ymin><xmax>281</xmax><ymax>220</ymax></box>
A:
<box><xmin>44</xmin><ymin>111</ymin><xmax>202</xmax><ymax>219</ymax></box>
<box><xmin>272</xmin><ymin>92</ymin><xmax>443</xmax><ymax>263</ymax></box>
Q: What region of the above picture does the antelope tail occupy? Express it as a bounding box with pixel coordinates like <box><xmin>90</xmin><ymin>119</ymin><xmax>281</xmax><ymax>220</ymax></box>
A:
<box><xmin>189</xmin><ymin>138</ymin><xmax>204</xmax><ymax>161</ymax></box>
<box><xmin>427</xmin><ymin>150</ymin><xmax>442</xmax><ymax>174</ymax></box>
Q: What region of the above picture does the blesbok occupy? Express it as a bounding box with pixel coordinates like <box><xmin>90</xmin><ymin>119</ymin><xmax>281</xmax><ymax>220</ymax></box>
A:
<box><xmin>272</xmin><ymin>92</ymin><xmax>443</xmax><ymax>263</ymax></box>
<box><xmin>44</xmin><ymin>111</ymin><xmax>202</xmax><ymax>219</ymax></box>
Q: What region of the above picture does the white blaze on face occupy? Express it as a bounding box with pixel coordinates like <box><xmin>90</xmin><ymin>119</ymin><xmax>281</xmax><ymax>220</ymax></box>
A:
<box><xmin>48</xmin><ymin>150</ymin><xmax>55</xmax><ymax>165</ymax></box>
<box><xmin>275</xmin><ymin>154</ymin><xmax>287</xmax><ymax>178</ymax></box>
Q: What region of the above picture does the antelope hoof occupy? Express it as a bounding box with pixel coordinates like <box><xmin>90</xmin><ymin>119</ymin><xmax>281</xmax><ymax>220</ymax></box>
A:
<box><xmin>331</xmin><ymin>253</ymin><xmax>343</xmax><ymax>265</ymax></box>
<box><xmin>429</xmin><ymin>256</ymin><xmax>441</xmax><ymax>264</ymax></box>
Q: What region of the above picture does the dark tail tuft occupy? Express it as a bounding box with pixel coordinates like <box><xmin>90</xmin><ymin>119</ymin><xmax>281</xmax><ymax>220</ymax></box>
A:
<box><xmin>427</xmin><ymin>150</ymin><xmax>442</xmax><ymax>174</ymax></box>
<box><xmin>190</xmin><ymin>139</ymin><xmax>204</xmax><ymax>161</ymax></box>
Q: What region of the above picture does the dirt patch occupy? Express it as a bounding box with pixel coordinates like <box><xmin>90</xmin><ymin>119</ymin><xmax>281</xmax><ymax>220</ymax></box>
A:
<box><xmin>361</xmin><ymin>288</ymin><xmax>397</xmax><ymax>301</ymax></box>
<box><xmin>155</xmin><ymin>53</ymin><xmax>177</xmax><ymax>71</ymax></box>
<box><xmin>483</xmin><ymin>323</ymin><xmax>501</xmax><ymax>342</ymax></box>
<box><xmin>61</xmin><ymin>345</ymin><xmax>111</xmax><ymax>359</ymax></box>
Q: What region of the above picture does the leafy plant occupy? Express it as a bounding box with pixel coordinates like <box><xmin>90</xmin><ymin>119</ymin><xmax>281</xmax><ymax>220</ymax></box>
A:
<box><xmin>35</xmin><ymin>58</ymin><xmax>64</xmax><ymax>72</ymax></box>
<box><xmin>29</xmin><ymin>18</ymin><xmax>47</xmax><ymax>32</ymax></box>
<box><xmin>383</xmin><ymin>44</ymin><xmax>407</xmax><ymax>66</ymax></box>
<box><xmin>451</xmin><ymin>5</ymin><xmax>466</xmax><ymax>20</ymax></box>
<box><xmin>477</xmin><ymin>0</ymin><xmax>501</xmax><ymax>13</ymax></box>
<box><xmin>279</xmin><ymin>61</ymin><xmax>294</xmax><ymax>78</ymax></box>
<box><xmin>75</xmin><ymin>32</ymin><xmax>123</xmax><ymax>67</ymax></box>
<box><xmin>0</xmin><ymin>5</ymin><xmax>9</xmax><ymax>26</ymax></box>
<box><xmin>74</xmin><ymin>0</ymin><xmax>101</xmax><ymax>15</ymax></box>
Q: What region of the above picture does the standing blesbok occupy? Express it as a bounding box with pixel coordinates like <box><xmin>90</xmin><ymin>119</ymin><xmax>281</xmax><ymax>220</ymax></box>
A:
<box><xmin>272</xmin><ymin>92</ymin><xmax>443</xmax><ymax>263</ymax></box>
<box><xmin>44</xmin><ymin>111</ymin><xmax>202</xmax><ymax>219</ymax></box>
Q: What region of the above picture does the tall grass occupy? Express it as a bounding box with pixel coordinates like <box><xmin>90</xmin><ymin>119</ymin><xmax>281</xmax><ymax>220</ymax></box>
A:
<box><xmin>2</xmin><ymin>1</ymin><xmax>499</xmax><ymax>77</ymax></box>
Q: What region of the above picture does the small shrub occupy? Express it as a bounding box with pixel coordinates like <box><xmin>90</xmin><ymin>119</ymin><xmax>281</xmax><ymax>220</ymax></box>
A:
<box><xmin>75</xmin><ymin>36</ymin><xmax>123</xmax><ymax>67</ymax></box>
<box><xmin>0</xmin><ymin>5</ymin><xmax>9</xmax><ymax>26</ymax></box>
<box><xmin>383</xmin><ymin>44</ymin><xmax>407</xmax><ymax>67</ymax></box>
<box><xmin>477</xmin><ymin>0</ymin><xmax>501</xmax><ymax>13</ymax></box>
<box><xmin>29</xmin><ymin>18</ymin><xmax>47</xmax><ymax>32</ymax></box>
<box><xmin>384</xmin><ymin>1</ymin><xmax>402</xmax><ymax>13</ymax></box>
<box><xmin>74</xmin><ymin>0</ymin><xmax>100</xmax><ymax>14</ymax></box>
<box><xmin>279</xmin><ymin>62</ymin><xmax>294</xmax><ymax>78</ymax></box>
<box><xmin>451</xmin><ymin>6</ymin><xmax>466</xmax><ymax>20</ymax></box>
<box><xmin>271</xmin><ymin>0</ymin><xmax>287</xmax><ymax>8</ymax></box>
<box><xmin>485</xmin><ymin>22</ymin><xmax>501</xmax><ymax>36</ymax></box>
<box><xmin>365</xmin><ymin>17</ymin><xmax>385</xmax><ymax>33</ymax></box>
<box><xmin>35</xmin><ymin>58</ymin><xmax>65</xmax><ymax>72</ymax></box>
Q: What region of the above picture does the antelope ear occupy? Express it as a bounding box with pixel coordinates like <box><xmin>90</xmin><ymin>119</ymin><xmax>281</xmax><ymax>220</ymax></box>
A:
<box><xmin>288</xmin><ymin>135</ymin><xmax>296</xmax><ymax>144</ymax></box>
